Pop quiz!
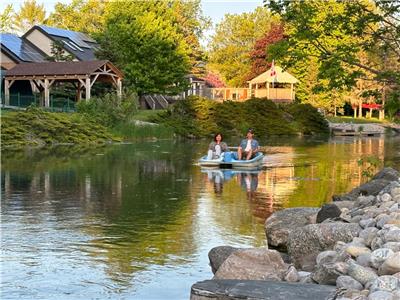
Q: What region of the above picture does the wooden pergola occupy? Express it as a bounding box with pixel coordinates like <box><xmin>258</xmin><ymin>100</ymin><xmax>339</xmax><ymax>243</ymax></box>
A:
<box><xmin>4</xmin><ymin>60</ymin><xmax>123</xmax><ymax>107</ymax></box>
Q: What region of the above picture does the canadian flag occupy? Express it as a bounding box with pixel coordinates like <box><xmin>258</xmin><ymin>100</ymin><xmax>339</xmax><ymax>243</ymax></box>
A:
<box><xmin>270</xmin><ymin>60</ymin><xmax>276</xmax><ymax>77</ymax></box>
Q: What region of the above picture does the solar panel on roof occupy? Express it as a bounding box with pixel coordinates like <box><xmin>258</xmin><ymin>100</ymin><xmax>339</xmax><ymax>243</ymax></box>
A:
<box><xmin>38</xmin><ymin>25</ymin><xmax>96</xmax><ymax>49</ymax></box>
<box><xmin>0</xmin><ymin>33</ymin><xmax>45</xmax><ymax>62</ymax></box>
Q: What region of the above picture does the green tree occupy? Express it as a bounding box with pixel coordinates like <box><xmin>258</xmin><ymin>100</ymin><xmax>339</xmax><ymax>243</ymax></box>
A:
<box><xmin>48</xmin><ymin>0</ymin><xmax>107</xmax><ymax>35</ymax></box>
<box><xmin>0</xmin><ymin>4</ymin><xmax>15</xmax><ymax>33</ymax></box>
<box><xmin>13</xmin><ymin>0</ymin><xmax>47</xmax><ymax>33</ymax></box>
<box><xmin>208</xmin><ymin>7</ymin><xmax>279</xmax><ymax>87</ymax></box>
<box><xmin>97</xmin><ymin>1</ymin><xmax>191</xmax><ymax>95</ymax></box>
<box><xmin>266</xmin><ymin>0</ymin><xmax>400</xmax><ymax>89</ymax></box>
<box><xmin>46</xmin><ymin>40</ymin><xmax>74</xmax><ymax>62</ymax></box>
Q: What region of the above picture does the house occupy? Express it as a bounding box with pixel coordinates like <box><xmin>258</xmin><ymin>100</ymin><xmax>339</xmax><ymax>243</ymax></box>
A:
<box><xmin>22</xmin><ymin>25</ymin><xmax>99</xmax><ymax>61</ymax></box>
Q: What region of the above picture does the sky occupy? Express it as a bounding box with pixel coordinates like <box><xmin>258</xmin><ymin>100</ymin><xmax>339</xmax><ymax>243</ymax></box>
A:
<box><xmin>1</xmin><ymin>0</ymin><xmax>263</xmax><ymax>44</ymax></box>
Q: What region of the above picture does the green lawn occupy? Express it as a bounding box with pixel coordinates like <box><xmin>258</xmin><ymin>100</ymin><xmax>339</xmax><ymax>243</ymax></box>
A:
<box><xmin>327</xmin><ymin>116</ymin><xmax>387</xmax><ymax>124</ymax></box>
<box><xmin>132</xmin><ymin>109</ymin><xmax>166</xmax><ymax>122</ymax></box>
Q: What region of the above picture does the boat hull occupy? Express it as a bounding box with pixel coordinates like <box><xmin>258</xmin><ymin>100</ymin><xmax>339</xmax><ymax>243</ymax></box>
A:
<box><xmin>198</xmin><ymin>152</ymin><xmax>264</xmax><ymax>169</ymax></box>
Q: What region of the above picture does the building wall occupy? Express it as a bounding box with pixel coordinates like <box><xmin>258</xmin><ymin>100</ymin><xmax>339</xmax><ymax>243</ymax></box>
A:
<box><xmin>25</xmin><ymin>29</ymin><xmax>53</xmax><ymax>56</ymax></box>
<box><xmin>1</xmin><ymin>51</ymin><xmax>17</xmax><ymax>70</ymax></box>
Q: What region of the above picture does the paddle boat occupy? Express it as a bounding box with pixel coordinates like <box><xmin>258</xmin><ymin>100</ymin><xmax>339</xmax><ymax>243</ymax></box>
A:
<box><xmin>198</xmin><ymin>151</ymin><xmax>264</xmax><ymax>169</ymax></box>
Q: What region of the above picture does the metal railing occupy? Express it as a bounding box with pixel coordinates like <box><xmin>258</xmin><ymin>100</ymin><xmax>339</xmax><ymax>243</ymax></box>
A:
<box><xmin>1</xmin><ymin>93</ymin><xmax>76</xmax><ymax>112</ymax></box>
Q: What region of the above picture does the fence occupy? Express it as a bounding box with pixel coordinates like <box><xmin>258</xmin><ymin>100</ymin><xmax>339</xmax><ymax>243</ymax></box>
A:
<box><xmin>1</xmin><ymin>93</ymin><xmax>76</xmax><ymax>112</ymax></box>
<box><xmin>197</xmin><ymin>88</ymin><xmax>294</xmax><ymax>102</ymax></box>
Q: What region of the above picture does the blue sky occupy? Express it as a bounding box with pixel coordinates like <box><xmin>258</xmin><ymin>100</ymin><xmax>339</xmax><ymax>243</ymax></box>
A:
<box><xmin>1</xmin><ymin>0</ymin><xmax>263</xmax><ymax>44</ymax></box>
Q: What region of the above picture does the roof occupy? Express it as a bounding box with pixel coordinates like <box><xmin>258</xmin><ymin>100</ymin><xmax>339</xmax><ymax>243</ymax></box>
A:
<box><xmin>5</xmin><ymin>60</ymin><xmax>123</xmax><ymax>78</ymax></box>
<box><xmin>248</xmin><ymin>66</ymin><xmax>298</xmax><ymax>84</ymax></box>
<box><xmin>23</xmin><ymin>25</ymin><xmax>99</xmax><ymax>61</ymax></box>
<box><xmin>0</xmin><ymin>33</ymin><xmax>46</xmax><ymax>62</ymax></box>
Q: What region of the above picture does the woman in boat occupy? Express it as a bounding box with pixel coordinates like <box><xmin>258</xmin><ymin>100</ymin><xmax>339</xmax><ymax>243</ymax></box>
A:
<box><xmin>207</xmin><ymin>133</ymin><xmax>228</xmax><ymax>160</ymax></box>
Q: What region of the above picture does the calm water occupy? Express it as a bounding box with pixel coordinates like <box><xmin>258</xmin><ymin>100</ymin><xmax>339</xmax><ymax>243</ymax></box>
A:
<box><xmin>2</xmin><ymin>136</ymin><xmax>400</xmax><ymax>300</ymax></box>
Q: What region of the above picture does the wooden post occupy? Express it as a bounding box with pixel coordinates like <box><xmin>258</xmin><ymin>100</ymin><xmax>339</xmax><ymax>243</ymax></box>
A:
<box><xmin>224</xmin><ymin>88</ymin><xmax>227</xmax><ymax>100</ymax></box>
<box><xmin>248</xmin><ymin>83</ymin><xmax>252</xmax><ymax>99</ymax></box>
<box><xmin>256</xmin><ymin>84</ymin><xmax>259</xmax><ymax>98</ymax></box>
<box><xmin>117</xmin><ymin>78</ymin><xmax>122</xmax><ymax>98</ymax></box>
<box><xmin>359</xmin><ymin>99</ymin><xmax>362</xmax><ymax>118</ymax></box>
<box><xmin>77</xmin><ymin>81</ymin><xmax>81</xmax><ymax>101</ymax></box>
<box><xmin>44</xmin><ymin>78</ymin><xmax>50</xmax><ymax>107</ymax></box>
<box><xmin>4</xmin><ymin>79</ymin><xmax>10</xmax><ymax>106</ymax></box>
<box><xmin>85</xmin><ymin>77</ymin><xmax>91</xmax><ymax>100</ymax></box>
<box><xmin>267</xmin><ymin>83</ymin><xmax>269</xmax><ymax>99</ymax></box>
<box><xmin>354</xmin><ymin>106</ymin><xmax>357</xmax><ymax>118</ymax></box>
<box><xmin>290</xmin><ymin>83</ymin><xmax>294</xmax><ymax>100</ymax></box>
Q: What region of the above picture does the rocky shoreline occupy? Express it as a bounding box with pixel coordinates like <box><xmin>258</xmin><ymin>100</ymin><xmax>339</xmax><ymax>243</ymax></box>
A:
<box><xmin>190</xmin><ymin>168</ymin><xmax>400</xmax><ymax>300</ymax></box>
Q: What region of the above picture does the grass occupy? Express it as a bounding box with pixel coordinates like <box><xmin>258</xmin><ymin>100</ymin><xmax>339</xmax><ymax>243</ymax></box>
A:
<box><xmin>326</xmin><ymin>116</ymin><xmax>387</xmax><ymax>124</ymax></box>
<box><xmin>131</xmin><ymin>109</ymin><xmax>166</xmax><ymax>122</ymax></box>
<box><xmin>111</xmin><ymin>122</ymin><xmax>175</xmax><ymax>140</ymax></box>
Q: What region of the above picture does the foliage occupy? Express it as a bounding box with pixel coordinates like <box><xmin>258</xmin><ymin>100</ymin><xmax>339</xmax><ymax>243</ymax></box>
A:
<box><xmin>385</xmin><ymin>90</ymin><xmax>400</xmax><ymax>120</ymax></box>
<box><xmin>1</xmin><ymin>106</ymin><xmax>119</xmax><ymax>147</ymax></box>
<box><xmin>47</xmin><ymin>0</ymin><xmax>106</xmax><ymax>35</ymax></box>
<box><xmin>13</xmin><ymin>0</ymin><xmax>47</xmax><ymax>33</ymax></box>
<box><xmin>203</xmin><ymin>71</ymin><xmax>226</xmax><ymax>88</ymax></box>
<box><xmin>0</xmin><ymin>4</ymin><xmax>15</xmax><ymax>33</ymax></box>
<box><xmin>46</xmin><ymin>40</ymin><xmax>74</xmax><ymax>62</ymax></box>
<box><xmin>76</xmin><ymin>91</ymin><xmax>138</xmax><ymax>127</ymax></box>
<box><xmin>266</xmin><ymin>0</ymin><xmax>400</xmax><ymax>90</ymax></box>
<box><xmin>110</xmin><ymin>123</ymin><xmax>175</xmax><ymax>140</ymax></box>
<box><xmin>248</xmin><ymin>23</ymin><xmax>284</xmax><ymax>80</ymax></box>
<box><xmin>97</xmin><ymin>1</ymin><xmax>191</xmax><ymax>95</ymax></box>
<box><xmin>208</xmin><ymin>7</ymin><xmax>280</xmax><ymax>87</ymax></box>
<box><xmin>357</xmin><ymin>155</ymin><xmax>382</xmax><ymax>179</ymax></box>
<box><xmin>153</xmin><ymin>96</ymin><xmax>329</xmax><ymax>138</ymax></box>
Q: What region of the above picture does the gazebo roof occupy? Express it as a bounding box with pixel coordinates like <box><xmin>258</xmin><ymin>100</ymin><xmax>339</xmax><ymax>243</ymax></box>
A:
<box><xmin>5</xmin><ymin>60</ymin><xmax>123</xmax><ymax>78</ymax></box>
<box><xmin>248</xmin><ymin>66</ymin><xmax>298</xmax><ymax>84</ymax></box>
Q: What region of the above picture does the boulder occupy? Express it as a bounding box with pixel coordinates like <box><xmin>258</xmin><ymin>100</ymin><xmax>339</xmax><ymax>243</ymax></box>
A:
<box><xmin>190</xmin><ymin>280</ymin><xmax>337</xmax><ymax>300</ymax></box>
<box><xmin>208</xmin><ymin>246</ymin><xmax>239</xmax><ymax>274</ymax></box>
<box><xmin>369</xmin><ymin>275</ymin><xmax>400</xmax><ymax>293</ymax></box>
<box><xmin>287</xmin><ymin>223</ymin><xmax>361</xmax><ymax>271</ymax></box>
<box><xmin>316</xmin><ymin>204</ymin><xmax>342</xmax><ymax>223</ymax></box>
<box><xmin>379</xmin><ymin>252</ymin><xmax>400</xmax><ymax>275</ymax></box>
<box><xmin>372</xmin><ymin>167</ymin><xmax>400</xmax><ymax>182</ymax></box>
<box><xmin>347</xmin><ymin>261</ymin><xmax>378</xmax><ymax>286</ymax></box>
<box><xmin>367</xmin><ymin>291</ymin><xmax>395</xmax><ymax>300</ymax></box>
<box><xmin>213</xmin><ymin>248</ymin><xmax>288</xmax><ymax>281</ymax></box>
<box><xmin>334</xmin><ymin>179</ymin><xmax>391</xmax><ymax>202</ymax></box>
<box><xmin>370</xmin><ymin>249</ymin><xmax>394</xmax><ymax>270</ymax></box>
<box><xmin>265</xmin><ymin>207</ymin><xmax>319</xmax><ymax>250</ymax></box>
<box><xmin>336</xmin><ymin>275</ymin><xmax>363</xmax><ymax>291</ymax></box>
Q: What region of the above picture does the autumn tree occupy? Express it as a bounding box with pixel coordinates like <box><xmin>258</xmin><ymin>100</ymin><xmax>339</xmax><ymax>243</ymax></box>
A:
<box><xmin>208</xmin><ymin>7</ymin><xmax>280</xmax><ymax>87</ymax></box>
<box><xmin>0</xmin><ymin>5</ymin><xmax>15</xmax><ymax>33</ymax></box>
<box><xmin>13</xmin><ymin>0</ymin><xmax>47</xmax><ymax>33</ymax></box>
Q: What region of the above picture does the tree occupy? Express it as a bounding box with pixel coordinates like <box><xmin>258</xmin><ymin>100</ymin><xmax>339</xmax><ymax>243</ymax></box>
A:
<box><xmin>47</xmin><ymin>0</ymin><xmax>107</xmax><ymax>35</ymax></box>
<box><xmin>46</xmin><ymin>40</ymin><xmax>74</xmax><ymax>62</ymax></box>
<box><xmin>13</xmin><ymin>0</ymin><xmax>47</xmax><ymax>33</ymax></box>
<box><xmin>203</xmin><ymin>71</ymin><xmax>226</xmax><ymax>88</ymax></box>
<box><xmin>208</xmin><ymin>7</ymin><xmax>280</xmax><ymax>87</ymax></box>
<box><xmin>248</xmin><ymin>23</ymin><xmax>284</xmax><ymax>80</ymax></box>
<box><xmin>265</xmin><ymin>0</ymin><xmax>400</xmax><ymax>90</ymax></box>
<box><xmin>97</xmin><ymin>1</ymin><xmax>191</xmax><ymax>95</ymax></box>
<box><xmin>0</xmin><ymin>5</ymin><xmax>15</xmax><ymax>33</ymax></box>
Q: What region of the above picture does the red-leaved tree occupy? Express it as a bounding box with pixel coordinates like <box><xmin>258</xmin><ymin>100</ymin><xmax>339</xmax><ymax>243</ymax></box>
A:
<box><xmin>203</xmin><ymin>71</ymin><xmax>226</xmax><ymax>88</ymax></box>
<box><xmin>247</xmin><ymin>23</ymin><xmax>285</xmax><ymax>80</ymax></box>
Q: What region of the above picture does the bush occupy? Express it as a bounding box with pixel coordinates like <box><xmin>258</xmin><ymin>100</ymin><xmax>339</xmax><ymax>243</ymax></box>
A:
<box><xmin>76</xmin><ymin>91</ymin><xmax>138</xmax><ymax>127</ymax></box>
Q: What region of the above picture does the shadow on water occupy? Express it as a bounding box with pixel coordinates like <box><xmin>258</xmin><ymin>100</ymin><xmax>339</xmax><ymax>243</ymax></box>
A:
<box><xmin>2</xmin><ymin>135</ymin><xmax>400</xmax><ymax>299</ymax></box>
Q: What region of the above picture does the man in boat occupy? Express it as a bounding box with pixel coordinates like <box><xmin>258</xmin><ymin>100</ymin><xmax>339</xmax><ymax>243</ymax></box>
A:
<box><xmin>237</xmin><ymin>128</ymin><xmax>259</xmax><ymax>160</ymax></box>
<box><xmin>207</xmin><ymin>133</ymin><xmax>228</xmax><ymax>160</ymax></box>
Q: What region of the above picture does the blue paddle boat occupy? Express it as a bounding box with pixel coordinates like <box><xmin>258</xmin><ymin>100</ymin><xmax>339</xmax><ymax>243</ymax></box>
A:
<box><xmin>198</xmin><ymin>152</ymin><xmax>264</xmax><ymax>169</ymax></box>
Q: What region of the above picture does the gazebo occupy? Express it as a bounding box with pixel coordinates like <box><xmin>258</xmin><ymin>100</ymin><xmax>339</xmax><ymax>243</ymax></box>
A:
<box><xmin>4</xmin><ymin>60</ymin><xmax>123</xmax><ymax>107</ymax></box>
<box><xmin>248</xmin><ymin>66</ymin><xmax>298</xmax><ymax>102</ymax></box>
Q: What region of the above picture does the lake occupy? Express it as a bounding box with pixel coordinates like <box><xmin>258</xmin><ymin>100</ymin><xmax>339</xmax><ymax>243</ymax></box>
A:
<box><xmin>2</xmin><ymin>135</ymin><xmax>400</xmax><ymax>299</ymax></box>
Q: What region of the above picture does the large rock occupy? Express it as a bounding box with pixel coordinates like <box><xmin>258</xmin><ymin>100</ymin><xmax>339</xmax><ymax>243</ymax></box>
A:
<box><xmin>190</xmin><ymin>280</ymin><xmax>337</xmax><ymax>300</ymax></box>
<box><xmin>333</xmin><ymin>179</ymin><xmax>392</xmax><ymax>202</ymax></box>
<box><xmin>265</xmin><ymin>208</ymin><xmax>319</xmax><ymax>250</ymax></box>
<box><xmin>379</xmin><ymin>252</ymin><xmax>400</xmax><ymax>275</ymax></box>
<box><xmin>287</xmin><ymin>223</ymin><xmax>361</xmax><ymax>271</ymax></box>
<box><xmin>208</xmin><ymin>246</ymin><xmax>239</xmax><ymax>274</ymax></box>
<box><xmin>347</xmin><ymin>261</ymin><xmax>378</xmax><ymax>285</ymax></box>
<box><xmin>213</xmin><ymin>248</ymin><xmax>288</xmax><ymax>281</ymax></box>
<box><xmin>316</xmin><ymin>204</ymin><xmax>342</xmax><ymax>223</ymax></box>
<box><xmin>372</xmin><ymin>168</ymin><xmax>400</xmax><ymax>182</ymax></box>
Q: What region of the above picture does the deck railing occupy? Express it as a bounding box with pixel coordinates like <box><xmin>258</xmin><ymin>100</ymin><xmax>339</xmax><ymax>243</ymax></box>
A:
<box><xmin>195</xmin><ymin>88</ymin><xmax>295</xmax><ymax>102</ymax></box>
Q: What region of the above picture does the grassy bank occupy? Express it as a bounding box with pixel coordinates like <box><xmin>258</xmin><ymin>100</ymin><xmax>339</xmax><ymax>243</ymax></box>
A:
<box><xmin>152</xmin><ymin>97</ymin><xmax>329</xmax><ymax>138</ymax></box>
<box><xmin>327</xmin><ymin>116</ymin><xmax>387</xmax><ymax>124</ymax></box>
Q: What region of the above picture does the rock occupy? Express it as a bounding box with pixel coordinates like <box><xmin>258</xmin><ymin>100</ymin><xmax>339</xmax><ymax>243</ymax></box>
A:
<box><xmin>287</xmin><ymin>223</ymin><xmax>361</xmax><ymax>271</ymax></box>
<box><xmin>190</xmin><ymin>280</ymin><xmax>337</xmax><ymax>300</ymax></box>
<box><xmin>284</xmin><ymin>266</ymin><xmax>299</xmax><ymax>282</ymax></box>
<box><xmin>316</xmin><ymin>250</ymin><xmax>338</xmax><ymax>265</ymax></box>
<box><xmin>336</xmin><ymin>275</ymin><xmax>363</xmax><ymax>291</ymax></box>
<box><xmin>380</xmin><ymin>193</ymin><xmax>392</xmax><ymax>203</ymax></box>
<box><xmin>367</xmin><ymin>291</ymin><xmax>394</xmax><ymax>300</ymax></box>
<box><xmin>372</xmin><ymin>168</ymin><xmax>400</xmax><ymax>182</ymax></box>
<box><xmin>389</xmin><ymin>203</ymin><xmax>399</xmax><ymax>212</ymax></box>
<box><xmin>347</xmin><ymin>261</ymin><xmax>378</xmax><ymax>285</ymax></box>
<box><xmin>334</xmin><ymin>201</ymin><xmax>355</xmax><ymax>210</ymax></box>
<box><xmin>346</xmin><ymin>245</ymin><xmax>371</xmax><ymax>258</ymax></box>
<box><xmin>370</xmin><ymin>249</ymin><xmax>394</xmax><ymax>269</ymax></box>
<box><xmin>336</xmin><ymin>179</ymin><xmax>391</xmax><ymax>202</ymax></box>
<box><xmin>371</xmin><ymin>237</ymin><xmax>385</xmax><ymax>251</ymax></box>
<box><xmin>312</xmin><ymin>262</ymin><xmax>346</xmax><ymax>285</ymax></box>
<box><xmin>379</xmin><ymin>252</ymin><xmax>400</xmax><ymax>275</ymax></box>
<box><xmin>383</xmin><ymin>228</ymin><xmax>400</xmax><ymax>243</ymax></box>
<box><xmin>360</xmin><ymin>218</ymin><xmax>376</xmax><ymax>228</ymax></box>
<box><xmin>355</xmin><ymin>195</ymin><xmax>376</xmax><ymax>209</ymax></box>
<box><xmin>382</xmin><ymin>242</ymin><xmax>400</xmax><ymax>252</ymax></box>
<box><xmin>370</xmin><ymin>275</ymin><xmax>400</xmax><ymax>293</ymax></box>
<box><xmin>208</xmin><ymin>246</ymin><xmax>239</xmax><ymax>274</ymax></box>
<box><xmin>264</xmin><ymin>207</ymin><xmax>319</xmax><ymax>251</ymax></box>
<box><xmin>357</xmin><ymin>253</ymin><xmax>372</xmax><ymax>268</ymax></box>
<box><xmin>376</xmin><ymin>215</ymin><xmax>391</xmax><ymax>229</ymax></box>
<box><xmin>213</xmin><ymin>248</ymin><xmax>287</xmax><ymax>281</ymax></box>
<box><xmin>359</xmin><ymin>227</ymin><xmax>379</xmax><ymax>247</ymax></box>
<box><xmin>316</xmin><ymin>204</ymin><xmax>342</xmax><ymax>223</ymax></box>
<box><xmin>391</xmin><ymin>187</ymin><xmax>400</xmax><ymax>198</ymax></box>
